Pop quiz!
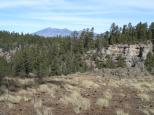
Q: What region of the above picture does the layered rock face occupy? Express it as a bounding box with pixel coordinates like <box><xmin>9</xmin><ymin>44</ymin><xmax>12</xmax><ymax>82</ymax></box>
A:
<box><xmin>103</xmin><ymin>42</ymin><xmax>153</xmax><ymax>67</ymax></box>
<box><xmin>86</xmin><ymin>41</ymin><xmax>153</xmax><ymax>68</ymax></box>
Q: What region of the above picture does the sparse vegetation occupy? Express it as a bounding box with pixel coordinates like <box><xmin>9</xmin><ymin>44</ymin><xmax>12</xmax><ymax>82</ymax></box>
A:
<box><xmin>116</xmin><ymin>109</ymin><xmax>129</xmax><ymax>115</ymax></box>
<box><xmin>0</xmin><ymin>73</ymin><xmax>153</xmax><ymax>115</ymax></box>
<box><xmin>80</xmin><ymin>80</ymin><xmax>99</xmax><ymax>88</ymax></box>
<box><xmin>60</xmin><ymin>90</ymin><xmax>91</xmax><ymax>113</ymax></box>
<box><xmin>149</xmin><ymin>109</ymin><xmax>154</xmax><ymax>114</ymax></box>
<box><xmin>96</xmin><ymin>89</ymin><xmax>112</xmax><ymax>108</ymax></box>
<box><xmin>96</xmin><ymin>98</ymin><xmax>109</xmax><ymax>108</ymax></box>
<box><xmin>137</xmin><ymin>93</ymin><xmax>150</xmax><ymax>102</ymax></box>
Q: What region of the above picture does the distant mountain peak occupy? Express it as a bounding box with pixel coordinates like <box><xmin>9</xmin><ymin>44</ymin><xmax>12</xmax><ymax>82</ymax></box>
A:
<box><xmin>34</xmin><ymin>27</ymin><xmax>72</xmax><ymax>37</ymax></box>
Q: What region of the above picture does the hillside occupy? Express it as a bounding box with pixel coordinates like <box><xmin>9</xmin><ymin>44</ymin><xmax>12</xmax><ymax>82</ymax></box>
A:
<box><xmin>0</xmin><ymin>22</ymin><xmax>154</xmax><ymax>77</ymax></box>
<box><xmin>1</xmin><ymin>0</ymin><xmax>154</xmax><ymax>114</ymax></box>
<box><xmin>0</xmin><ymin>72</ymin><xmax>153</xmax><ymax>115</ymax></box>
<box><xmin>0</xmin><ymin>22</ymin><xmax>154</xmax><ymax>115</ymax></box>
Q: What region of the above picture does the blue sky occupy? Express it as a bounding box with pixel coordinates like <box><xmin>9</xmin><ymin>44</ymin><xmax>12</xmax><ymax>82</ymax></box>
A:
<box><xmin>0</xmin><ymin>0</ymin><xmax>154</xmax><ymax>33</ymax></box>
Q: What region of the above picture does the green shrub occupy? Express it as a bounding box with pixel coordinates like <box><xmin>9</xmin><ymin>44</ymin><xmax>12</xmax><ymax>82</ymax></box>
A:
<box><xmin>96</xmin><ymin>55</ymin><xmax>115</xmax><ymax>69</ymax></box>
<box><xmin>116</xmin><ymin>55</ymin><xmax>126</xmax><ymax>68</ymax></box>
<box><xmin>96</xmin><ymin>55</ymin><xmax>126</xmax><ymax>69</ymax></box>
<box><xmin>145</xmin><ymin>52</ymin><xmax>154</xmax><ymax>74</ymax></box>
<box><xmin>0</xmin><ymin>57</ymin><xmax>10</xmax><ymax>77</ymax></box>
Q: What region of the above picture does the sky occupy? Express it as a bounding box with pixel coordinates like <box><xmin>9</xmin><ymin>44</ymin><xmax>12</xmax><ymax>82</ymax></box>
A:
<box><xmin>0</xmin><ymin>0</ymin><xmax>154</xmax><ymax>33</ymax></box>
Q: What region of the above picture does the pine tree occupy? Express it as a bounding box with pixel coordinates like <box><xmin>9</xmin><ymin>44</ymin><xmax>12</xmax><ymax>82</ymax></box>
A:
<box><xmin>0</xmin><ymin>57</ymin><xmax>10</xmax><ymax>77</ymax></box>
<box><xmin>145</xmin><ymin>52</ymin><xmax>154</xmax><ymax>74</ymax></box>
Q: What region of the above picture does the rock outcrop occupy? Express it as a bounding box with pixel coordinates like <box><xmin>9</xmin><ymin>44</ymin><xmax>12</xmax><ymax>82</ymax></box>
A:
<box><xmin>0</xmin><ymin>47</ymin><xmax>20</xmax><ymax>62</ymax></box>
<box><xmin>88</xmin><ymin>41</ymin><xmax>153</xmax><ymax>68</ymax></box>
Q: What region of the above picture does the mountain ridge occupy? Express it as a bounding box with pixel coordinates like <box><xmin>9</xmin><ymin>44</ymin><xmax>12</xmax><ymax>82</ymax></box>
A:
<box><xmin>34</xmin><ymin>27</ymin><xmax>98</xmax><ymax>38</ymax></box>
<box><xmin>34</xmin><ymin>27</ymin><xmax>73</xmax><ymax>37</ymax></box>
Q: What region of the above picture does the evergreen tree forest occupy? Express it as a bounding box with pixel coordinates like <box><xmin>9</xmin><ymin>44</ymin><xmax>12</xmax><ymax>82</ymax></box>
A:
<box><xmin>0</xmin><ymin>22</ymin><xmax>154</xmax><ymax>77</ymax></box>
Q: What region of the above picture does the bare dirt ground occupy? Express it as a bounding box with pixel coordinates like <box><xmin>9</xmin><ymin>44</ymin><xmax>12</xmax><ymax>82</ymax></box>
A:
<box><xmin>0</xmin><ymin>73</ymin><xmax>154</xmax><ymax>115</ymax></box>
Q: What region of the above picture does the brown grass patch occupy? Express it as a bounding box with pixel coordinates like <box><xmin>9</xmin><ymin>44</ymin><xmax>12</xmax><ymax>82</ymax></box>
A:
<box><xmin>141</xmin><ymin>109</ymin><xmax>150</xmax><ymax>115</ymax></box>
<box><xmin>38</xmin><ymin>84</ymin><xmax>58</xmax><ymax>98</ymax></box>
<box><xmin>108</xmin><ymin>79</ymin><xmax>120</xmax><ymax>88</ymax></box>
<box><xmin>0</xmin><ymin>94</ymin><xmax>22</xmax><ymax>104</ymax></box>
<box><xmin>149</xmin><ymin>109</ymin><xmax>154</xmax><ymax>114</ymax></box>
<box><xmin>96</xmin><ymin>89</ymin><xmax>112</xmax><ymax>108</ymax></box>
<box><xmin>137</xmin><ymin>93</ymin><xmax>151</xmax><ymax>102</ymax></box>
<box><xmin>60</xmin><ymin>90</ymin><xmax>90</xmax><ymax>113</ymax></box>
<box><xmin>96</xmin><ymin>98</ymin><xmax>109</xmax><ymax>108</ymax></box>
<box><xmin>116</xmin><ymin>109</ymin><xmax>129</xmax><ymax>115</ymax></box>
<box><xmin>80</xmin><ymin>80</ymin><xmax>99</xmax><ymax>89</ymax></box>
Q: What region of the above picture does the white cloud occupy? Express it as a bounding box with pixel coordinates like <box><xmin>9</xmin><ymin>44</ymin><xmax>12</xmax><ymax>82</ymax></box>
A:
<box><xmin>119</xmin><ymin>0</ymin><xmax>154</xmax><ymax>9</ymax></box>
<box><xmin>0</xmin><ymin>0</ymin><xmax>153</xmax><ymax>10</ymax></box>
<box><xmin>0</xmin><ymin>0</ymin><xmax>53</xmax><ymax>8</ymax></box>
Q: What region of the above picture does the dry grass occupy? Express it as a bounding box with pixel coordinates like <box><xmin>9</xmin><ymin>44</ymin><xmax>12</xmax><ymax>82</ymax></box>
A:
<box><xmin>119</xmin><ymin>78</ymin><xmax>154</xmax><ymax>93</ymax></box>
<box><xmin>96</xmin><ymin>98</ymin><xmax>109</xmax><ymax>108</ymax></box>
<box><xmin>0</xmin><ymin>74</ymin><xmax>153</xmax><ymax>115</ymax></box>
<box><xmin>103</xmin><ymin>89</ymin><xmax>112</xmax><ymax>100</ymax></box>
<box><xmin>149</xmin><ymin>86</ymin><xmax>154</xmax><ymax>92</ymax></box>
<box><xmin>137</xmin><ymin>93</ymin><xmax>150</xmax><ymax>102</ymax></box>
<box><xmin>17</xmin><ymin>78</ymin><xmax>35</xmax><ymax>85</ymax></box>
<box><xmin>60</xmin><ymin>90</ymin><xmax>90</xmax><ymax>113</ymax></box>
<box><xmin>131</xmin><ymin>82</ymin><xmax>151</xmax><ymax>93</ymax></box>
<box><xmin>141</xmin><ymin>109</ymin><xmax>150</xmax><ymax>115</ymax></box>
<box><xmin>96</xmin><ymin>89</ymin><xmax>112</xmax><ymax>108</ymax></box>
<box><xmin>33</xmin><ymin>99</ymin><xmax>43</xmax><ymax>115</ymax></box>
<box><xmin>149</xmin><ymin>82</ymin><xmax>154</xmax><ymax>92</ymax></box>
<box><xmin>0</xmin><ymin>94</ymin><xmax>22</xmax><ymax>104</ymax></box>
<box><xmin>108</xmin><ymin>79</ymin><xmax>120</xmax><ymax>88</ymax></box>
<box><xmin>38</xmin><ymin>84</ymin><xmax>52</xmax><ymax>93</ymax></box>
<box><xmin>32</xmin><ymin>96</ymin><xmax>53</xmax><ymax>115</ymax></box>
<box><xmin>149</xmin><ymin>109</ymin><xmax>154</xmax><ymax>114</ymax></box>
<box><xmin>140</xmin><ymin>108</ymin><xmax>154</xmax><ymax>115</ymax></box>
<box><xmin>124</xmin><ymin>103</ymin><xmax>131</xmax><ymax>109</ymax></box>
<box><xmin>7</xmin><ymin>102</ymin><xmax>14</xmax><ymax>109</ymax></box>
<box><xmin>17</xmin><ymin>89</ymin><xmax>34</xmax><ymax>101</ymax></box>
<box><xmin>64</xmin><ymin>84</ymin><xmax>80</xmax><ymax>92</ymax></box>
<box><xmin>38</xmin><ymin>84</ymin><xmax>58</xmax><ymax>98</ymax></box>
<box><xmin>80</xmin><ymin>80</ymin><xmax>99</xmax><ymax>89</ymax></box>
<box><xmin>116</xmin><ymin>109</ymin><xmax>129</xmax><ymax>115</ymax></box>
<box><xmin>18</xmin><ymin>89</ymin><xmax>32</xmax><ymax>95</ymax></box>
<box><xmin>34</xmin><ymin>99</ymin><xmax>42</xmax><ymax>109</ymax></box>
<box><xmin>43</xmin><ymin>107</ymin><xmax>53</xmax><ymax>115</ymax></box>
